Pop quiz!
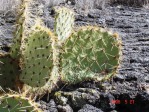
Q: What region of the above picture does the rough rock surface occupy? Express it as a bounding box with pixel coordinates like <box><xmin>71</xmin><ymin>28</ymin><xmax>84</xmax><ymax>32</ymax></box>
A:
<box><xmin>0</xmin><ymin>0</ymin><xmax>149</xmax><ymax>112</ymax></box>
<box><xmin>78</xmin><ymin>104</ymin><xmax>103</xmax><ymax>112</ymax></box>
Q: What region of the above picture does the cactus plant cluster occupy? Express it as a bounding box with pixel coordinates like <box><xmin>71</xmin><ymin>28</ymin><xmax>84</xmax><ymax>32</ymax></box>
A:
<box><xmin>0</xmin><ymin>0</ymin><xmax>122</xmax><ymax>111</ymax></box>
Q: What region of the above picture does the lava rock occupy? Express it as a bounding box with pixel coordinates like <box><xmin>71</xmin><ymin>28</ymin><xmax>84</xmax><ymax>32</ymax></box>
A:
<box><xmin>57</xmin><ymin>104</ymin><xmax>73</xmax><ymax>112</ymax></box>
<box><xmin>78</xmin><ymin>104</ymin><xmax>104</xmax><ymax>112</ymax></box>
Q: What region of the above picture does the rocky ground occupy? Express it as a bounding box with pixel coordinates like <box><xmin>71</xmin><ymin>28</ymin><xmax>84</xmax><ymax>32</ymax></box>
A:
<box><xmin>0</xmin><ymin>0</ymin><xmax>149</xmax><ymax>112</ymax></box>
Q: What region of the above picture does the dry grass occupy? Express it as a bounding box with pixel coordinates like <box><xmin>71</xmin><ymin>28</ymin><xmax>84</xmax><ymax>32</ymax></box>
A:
<box><xmin>75</xmin><ymin>0</ymin><xmax>108</xmax><ymax>10</ymax></box>
<box><xmin>43</xmin><ymin>0</ymin><xmax>66</xmax><ymax>7</ymax></box>
<box><xmin>0</xmin><ymin>0</ymin><xmax>21</xmax><ymax>12</ymax></box>
<box><xmin>75</xmin><ymin>0</ymin><xmax>149</xmax><ymax>9</ymax></box>
<box><xmin>109</xmin><ymin>0</ymin><xmax>149</xmax><ymax>7</ymax></box>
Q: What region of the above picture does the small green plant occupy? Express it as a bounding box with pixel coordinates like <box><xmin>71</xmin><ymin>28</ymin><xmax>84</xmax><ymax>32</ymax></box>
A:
<box><xmin>0</xmin><ymin>0</ymin><xmax>122</xmax><ymax>111</ymax></box>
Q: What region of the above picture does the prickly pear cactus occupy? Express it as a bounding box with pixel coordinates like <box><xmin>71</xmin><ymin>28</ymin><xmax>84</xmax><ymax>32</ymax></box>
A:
<box><xmin>54</xmin><ymin>7</ymin><xmax>75</xmax><ymax>42</ymax></box>
<box><xmin>20</xmin><ymin>26</ymin><xmax>60</xmax><ymax>95</ymax></box>
<box><xmin>0</xmin><ymin>4</ymin><xmax>122</xmax><ymax>97</ymax></box>
<box><xmin>0</xmin><ymin>93</ymin><xmax>42</xmax><ymax>112</ymax></box>
<box><xmin>0</xmin><ymin>53</ymin><xmax>20</xmax><ymax>92</ymax></box>
<box><xmin>60</xmin><ymin>26</ymin><xmax>122</xmax><ymax>84</ymax></box>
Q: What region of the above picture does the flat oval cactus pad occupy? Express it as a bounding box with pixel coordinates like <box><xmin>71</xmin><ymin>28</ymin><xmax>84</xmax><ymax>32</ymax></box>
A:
<box><xmin>60</xmin><ymin>26</ymin><xmax>122</xmax><ymax>84</ymax></box>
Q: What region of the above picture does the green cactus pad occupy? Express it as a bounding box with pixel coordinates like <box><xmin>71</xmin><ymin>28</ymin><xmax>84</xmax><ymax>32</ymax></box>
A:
<box><xmin>60</xmin><ymin>26</ymin><xmax>122</xmax><ymax>84</ymax></box>
<box><xmin>0</xmin><ymin>53</ymin><xmax>20</xmax><ymax>92</ymax></box>
<box><xmin>20</xmin><ymin>28</ymin><xmax>53</xmax><ymax>87</ymax></box>
<box><xmin>20</xmin><ymin>26</ymin><xmax>60</xmax><ymax>95</ymax></box>
<box><xmin>0</xmin><ymin>93</ymin><xmax>42</xmax><ymax>112</ymax></box>
<box><xmin>54</xmin><ymin>7</ymin><xmax>74</xmax><ymax>42</ymax></box>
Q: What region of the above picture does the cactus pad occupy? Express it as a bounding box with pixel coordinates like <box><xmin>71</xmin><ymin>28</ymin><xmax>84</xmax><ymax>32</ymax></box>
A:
<box><xmin>0</xmin><ymin>93</ymin><xmax>42</xmax><ymax>112</ymax></box>
<box><xmin>20</xmin><ymin>26</ymin><xmax>60</xmax><ymax>95</ymax></box>
<box><xmin>54</xmin><ymin>7</ymin><xmax>74</xmax><ymax>42</ymax></box>
<box><xmin>0</xmin><ymin>53</ymin><xmax>19</xmax><ymax>92</ymax></box>
<box><xmin>60</xmin><ymin>26</ymin><xmax>122</xmax><ymax>84</ymax></box>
